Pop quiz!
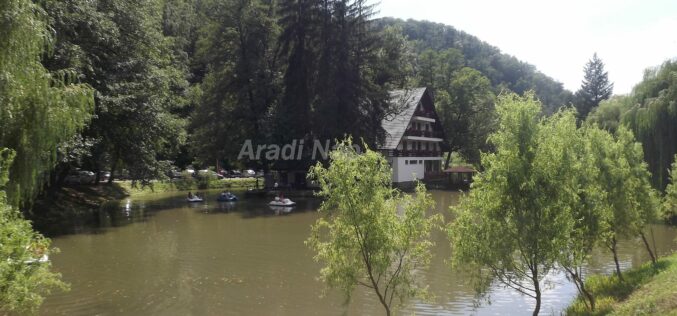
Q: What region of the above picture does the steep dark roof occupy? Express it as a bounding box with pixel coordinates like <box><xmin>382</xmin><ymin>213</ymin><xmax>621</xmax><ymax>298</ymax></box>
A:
<box><xmin>380</xmin><ymin>88</ymin><xmax>427</xmax><ymax>150</ymax></box>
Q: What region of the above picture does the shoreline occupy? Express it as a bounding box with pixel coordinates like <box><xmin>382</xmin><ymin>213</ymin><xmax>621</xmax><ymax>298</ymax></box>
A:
<box><xmin>566</xmin><ymin>252</ymin><xmax>677</xmax><ymax>315</ymax></box>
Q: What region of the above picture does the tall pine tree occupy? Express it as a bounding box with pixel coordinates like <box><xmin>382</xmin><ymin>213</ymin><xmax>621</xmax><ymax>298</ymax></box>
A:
<box><xmin>575</xmin><ymin>53</ymin><xmax>613</xmax><ymax>119</ymax></box>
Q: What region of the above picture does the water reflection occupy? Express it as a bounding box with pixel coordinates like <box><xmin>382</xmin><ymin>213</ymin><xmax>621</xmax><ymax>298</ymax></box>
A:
<box><xmin>269</xmin><ymin>206</ymin><xmax>294</xmax><ymax>216</ymax></box>
<box><xmin>38</xmin><ymin>190</ymin><xmax>677</xmax><ymax>316</ymax></box>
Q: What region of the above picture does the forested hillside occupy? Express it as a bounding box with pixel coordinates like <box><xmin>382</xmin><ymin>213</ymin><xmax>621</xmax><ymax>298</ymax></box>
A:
<box><xmin>378</xmin><ymin>18</ymin><xmax>574</xmax><ymax>113</ymax></box>
<box><xmin>21</xmin><ymin>0</ymin><xmax>576</xmax><ymax>196</ymax></box>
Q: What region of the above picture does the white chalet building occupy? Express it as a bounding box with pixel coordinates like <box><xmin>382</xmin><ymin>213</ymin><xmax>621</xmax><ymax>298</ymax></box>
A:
<box><xmin>380</xmin><ymin>87</ymin><xmax>447</xmax><ymax>186</ymax></box>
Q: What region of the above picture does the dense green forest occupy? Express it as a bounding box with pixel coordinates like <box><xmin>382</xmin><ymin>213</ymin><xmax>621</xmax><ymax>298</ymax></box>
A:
<box><xmin>2</xmin><ymin>0</ymin><xmax>674</xmax><ymax>210</ymax></box>
<box><xmin>2</xmin><ymin>0</ymin><xmax>677</xmax><ymax>313</ymax></box>
<box><xmin>21</xmin><ymin>0</ymin><xmax>582</xmax><ymax>194</ymax></box>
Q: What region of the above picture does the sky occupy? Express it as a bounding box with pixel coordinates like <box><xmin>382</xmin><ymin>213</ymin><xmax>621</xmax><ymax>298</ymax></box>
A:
<box><xmin>376</xmin><ymin>0</ymin><xmax>677</xmax><ymax>94</ymax></box>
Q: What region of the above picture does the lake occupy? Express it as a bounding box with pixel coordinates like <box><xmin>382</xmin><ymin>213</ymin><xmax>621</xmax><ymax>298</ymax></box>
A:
<box><xmin>39</xmin><ymin>190</ymin><xmax>677</xmax><ymax>315</ymax></box>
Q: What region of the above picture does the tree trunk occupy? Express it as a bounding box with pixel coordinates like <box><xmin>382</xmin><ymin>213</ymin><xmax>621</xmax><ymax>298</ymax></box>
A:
<box><xmin>532</xmin><ymin>265</ymin><xmax>541</xmax><ymax>316</ymax></box>
<box><xmin>565</xmin><ymin>267</ymin><xmax>595</xmax><ymax>311</ymax></box>
<box><xmin>611</xmin><ymin>237</ymin><xmax>624</xmax><ymax>281</ymax></box>
<box><xmin>639</xmin><ymin>231</ymin><xmax>657</xmax><ymax>265</ymax></box>
<box><xmin>55</xmin><ymin>165</ymin><xmax>71</xmax><ymax>188</ymax></box>
<box><xmin>108</xmin><ymin>151</ymin><xmax>119</xmax><ymax>185</ymax></box>
<box><xmin>444</xmin><ymin>151</ymin><xmax>452</xmax><ymax>169</ymax></box>
<box><xmin>581</xmin><ymin>279</ymin><xmax>595</xmax><ymax>311</ymax></box>
<box><xmin>533</xmin><ymin>278</ymin><xmax>541</xmax><ymax>316</ymax></box>
<box><xmin>93</xmin><ymin>161</ymin><xmax>101</xmax><ymax>185</ymax></box>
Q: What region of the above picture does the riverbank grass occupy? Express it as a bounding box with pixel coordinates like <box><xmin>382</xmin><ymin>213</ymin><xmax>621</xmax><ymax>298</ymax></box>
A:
<box><xmin>566</xmin><ymin>252</ymin><xmax>677</xmax><ymax>315</ymax></box>
<box><xmin>119</xmin><ymin>178</ymin><xmax>257</xmax><ymax>196</ymax></box>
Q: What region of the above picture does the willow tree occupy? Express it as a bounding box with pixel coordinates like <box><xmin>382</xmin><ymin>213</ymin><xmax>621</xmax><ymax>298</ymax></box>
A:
<box><xmin>663</xmin><ymin>155</ymin><xmax>677</xmax><ymax>224</ymax></box>
<box><xmin>623</xmin><ymin>61</ymin><xmax>677</xmax><ymax>191</ymax></box>
<box><xmin>0</xmin><ymin>0</ymin><xmax>94</xmax><ymax>208</ymax></box>
<box><xmin>0</xmin><ymin>150</ymin><xmax>67</xmax><ymax>314</ymax></box>
<box><xmin>586</xmin><ymin>126</ymin><xmax>660</xmax><ymax>277</ymax></box>
<box><xmin>1</xmin><ymin>0</ymin><xmax>91</xmax><ymax>311</ymax></box>
<box><xmin>449</xmin><ymin>92</ymin><xmax>579</xmax><ymax>316</ymax></box>
<box><xmin>557</xmin><ymin>124</ymin><xmax>609</xmax><ymax>312</ymax></box>
<box><xmin>307</xmin><ymin>139</ymin><xmax>441</xmax><ymax>316</ymax></box>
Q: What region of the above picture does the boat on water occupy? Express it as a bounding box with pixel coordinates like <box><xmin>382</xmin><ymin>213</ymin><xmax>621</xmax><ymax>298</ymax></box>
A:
<box><xmin>217</xmin><ymin>192</ymin><xmax>238</xmax><ymax>202</ymax></box>
<box><xmin>269</xmin><ymin>196</ymin><xmax>296</xmax><ymax>206</ymax></box>
<box><xmin>186</xmin><ymin>196</ymin><xmax>204</xmax><ymax>202</ymax></box>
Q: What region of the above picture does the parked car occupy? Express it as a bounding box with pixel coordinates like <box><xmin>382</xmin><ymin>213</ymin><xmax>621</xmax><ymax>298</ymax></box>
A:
<box><xmin>244</xmin><ymin>169</ymin><xmax>256</xmax><ymax>177</ymax></box>
<box><xmin>65</xmin><ymin>170</ymin><xmax>96</xmax><ymax>184</ymax></box>
<box><xmin>166</xmin><ymin>168</ymin><xmax>182</xmax><ymax>179</ymax></box>
<box><xmin>99</xmin><ymin>171</ymin><xmax>111</xmax><ymax>182</ymax></box>
<box><xmin>197</xmin><ymin>169</ymin><xmax>224</xmax><ymax>179</ymax></box>
<box><xmin>230</xmin><ymin>170</ymin><xmax>242</xmax><ymax>178</ymax></box>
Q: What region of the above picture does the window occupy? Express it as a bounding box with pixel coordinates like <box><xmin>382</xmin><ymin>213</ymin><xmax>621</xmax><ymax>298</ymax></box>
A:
<box><xmin>409</xmin><ymin>160</ymin><xmax>417</xmax><ymax>165</ymax></box>
<box><xmin>405</xmin><ymin>160</ymin><xmax>409</xmax><ymax>165</ymax></box>
<box><xmin>419</xmin><ymin>160</ymin><xmax>423</xmax><ymax>164</ymax></box>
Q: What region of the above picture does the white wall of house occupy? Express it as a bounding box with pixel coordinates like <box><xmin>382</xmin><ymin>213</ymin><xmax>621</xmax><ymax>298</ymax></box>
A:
<box><xmin>391</xmin><ymin>157</ymin><xmax>442</xmax><ymax>183</ymax></box>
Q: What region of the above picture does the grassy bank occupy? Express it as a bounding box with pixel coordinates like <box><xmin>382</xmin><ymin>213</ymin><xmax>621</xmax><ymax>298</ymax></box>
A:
<box><xmin>566</xmin><ymin>252</ymin><xmax>677</xmax><ymax>315</ymax></box>
<box><xmin>118</xmin><ymin>177</ymin><xmax>258</xmax><ymax>196</ymax></box>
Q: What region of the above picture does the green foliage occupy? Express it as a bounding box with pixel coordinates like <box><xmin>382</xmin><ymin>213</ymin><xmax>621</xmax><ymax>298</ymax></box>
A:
<box><xmin>0</xmin><ymin>151</ymin><xmax>67</xmax><ymax>314</ymax></box>
<box><xmin>377</xmin><ymin>18</ymin><xmax>573</xmax><ymax>113</ymax></box>
<box><xmin>43</xmin><ymin>0</ymin><xmax>189</xmax><ymax>184</ymax></box>
<box><xmin>575</xmin><ymin>53</ymin><xmax>614</xmax><ymax>120</ymax></box>
<box><xmin>558</xmin><ymin>124</ymin><xmax>610</xmax><ymax>312</ymax></box>
<box><xmin>435</xmin><ymin>67</ymin><xmax>496</xmax><ymax>164</ymax></box>
<box><xmin>610</xmin><ymin>253</ymin><xmax>677</xmax><ymax>315</ymax></box>
<box><xmin>118</xmin><ymin>177</ymin><xmax>256</xmax><ymax>194</ymax></box>
<box><xmin>277</xmin><ymin>0</ymin><xmax>400</xmax><ymax>146</ymax></box>
<box><xmin>587</xmin><ymin>96</ymin><xmax>633</xmax><ymax>132</ymax></box>
<box><xmin>191</xmin><ymin>0</ymin><xmax>280</xmax><ymax>166</ymax></box>
<box><xmin>566</xmin><ymin>253</ymin><xmax>675</xmax><ymax>316</ymax></box>
<box><xmin>409</xmin><ymin>46</ymin><xmax>497</xmax><ymax>165</ymax></box>
<box><xmin>449</xmin><ymin>92</ymin><xmax>579</xmax><ymax>316</ymax></box>
<box><xmin>623</xmin><ymin>61</ymin><xmax>677</xmax><ymax>191</ymax></box>
<box><xmin>663</xmin><ymin>156</ymin><xmax>677</xmax><ymax>224</ymax></box>
<box><xmin>587</xmin><ymin>125</ymin><xmax>659</xmax><ymax>268</ymax></box>
<box><xmin>307</xmin><ymin>139</ymin><xmax>441</xmax><ymax>315</ymax></box>
<box><xmin>587</xmin><ymin>60</ymin><xmax>677</xmax><ymax>191</ymax></box>
<box><xmin>0</xmin><ymin>0</ymin><xmax>94</xmax><ymax>207</ymax></box>
<box><xmin>0</xmin><ymin>0</ymin><xmax>99</xmax><ymax>310</ymax></box>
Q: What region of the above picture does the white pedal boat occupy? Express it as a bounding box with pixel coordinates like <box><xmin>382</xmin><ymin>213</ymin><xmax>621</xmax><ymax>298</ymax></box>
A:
<box><xmin>268</xmin><ymin>197</ymin><xmax>296</xmax><ymax>206</ymax></box>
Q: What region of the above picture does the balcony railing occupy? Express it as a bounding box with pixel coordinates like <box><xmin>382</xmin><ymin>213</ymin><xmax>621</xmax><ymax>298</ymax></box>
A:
<box><xmin>404</xmin><ymin>129</ymin><xmax>443</xmax><ymax>138</ymax></box>
<box><xmin>382</xmin><ymin>150</ymin><xmax>442</xmax><ymax>157</ymax></box>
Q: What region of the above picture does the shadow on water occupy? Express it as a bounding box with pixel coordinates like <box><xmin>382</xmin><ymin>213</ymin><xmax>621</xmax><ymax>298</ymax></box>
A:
<box><xmin>33</xmin><ymin>189</ymin><xmax>323</xmax><ymax>237</ymax></box>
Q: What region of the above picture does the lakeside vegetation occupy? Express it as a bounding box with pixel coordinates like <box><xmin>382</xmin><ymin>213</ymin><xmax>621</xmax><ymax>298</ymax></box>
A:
<box><xmin>305</xmin><ymin>94</ymin><xmax>675</xmax><ymax>315</ymax></box>
<box><xmin>567</xmin><ymin>252</ymin><xmax>677</xmax><ymax>316</ymax></box>
<box><xmin>118</xmin><ymin>177</ymin><xmax>257</xmax><ymax>195</ymax></box>
<box><xmin>1</xmin><ymin>0</ymin><xmax>676</xmax><ymax>314</ymax></box>
<box><xmin>30</xmin><ymin>177</ymin><xmax>255</xmax><ymax>217</ymax></box>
